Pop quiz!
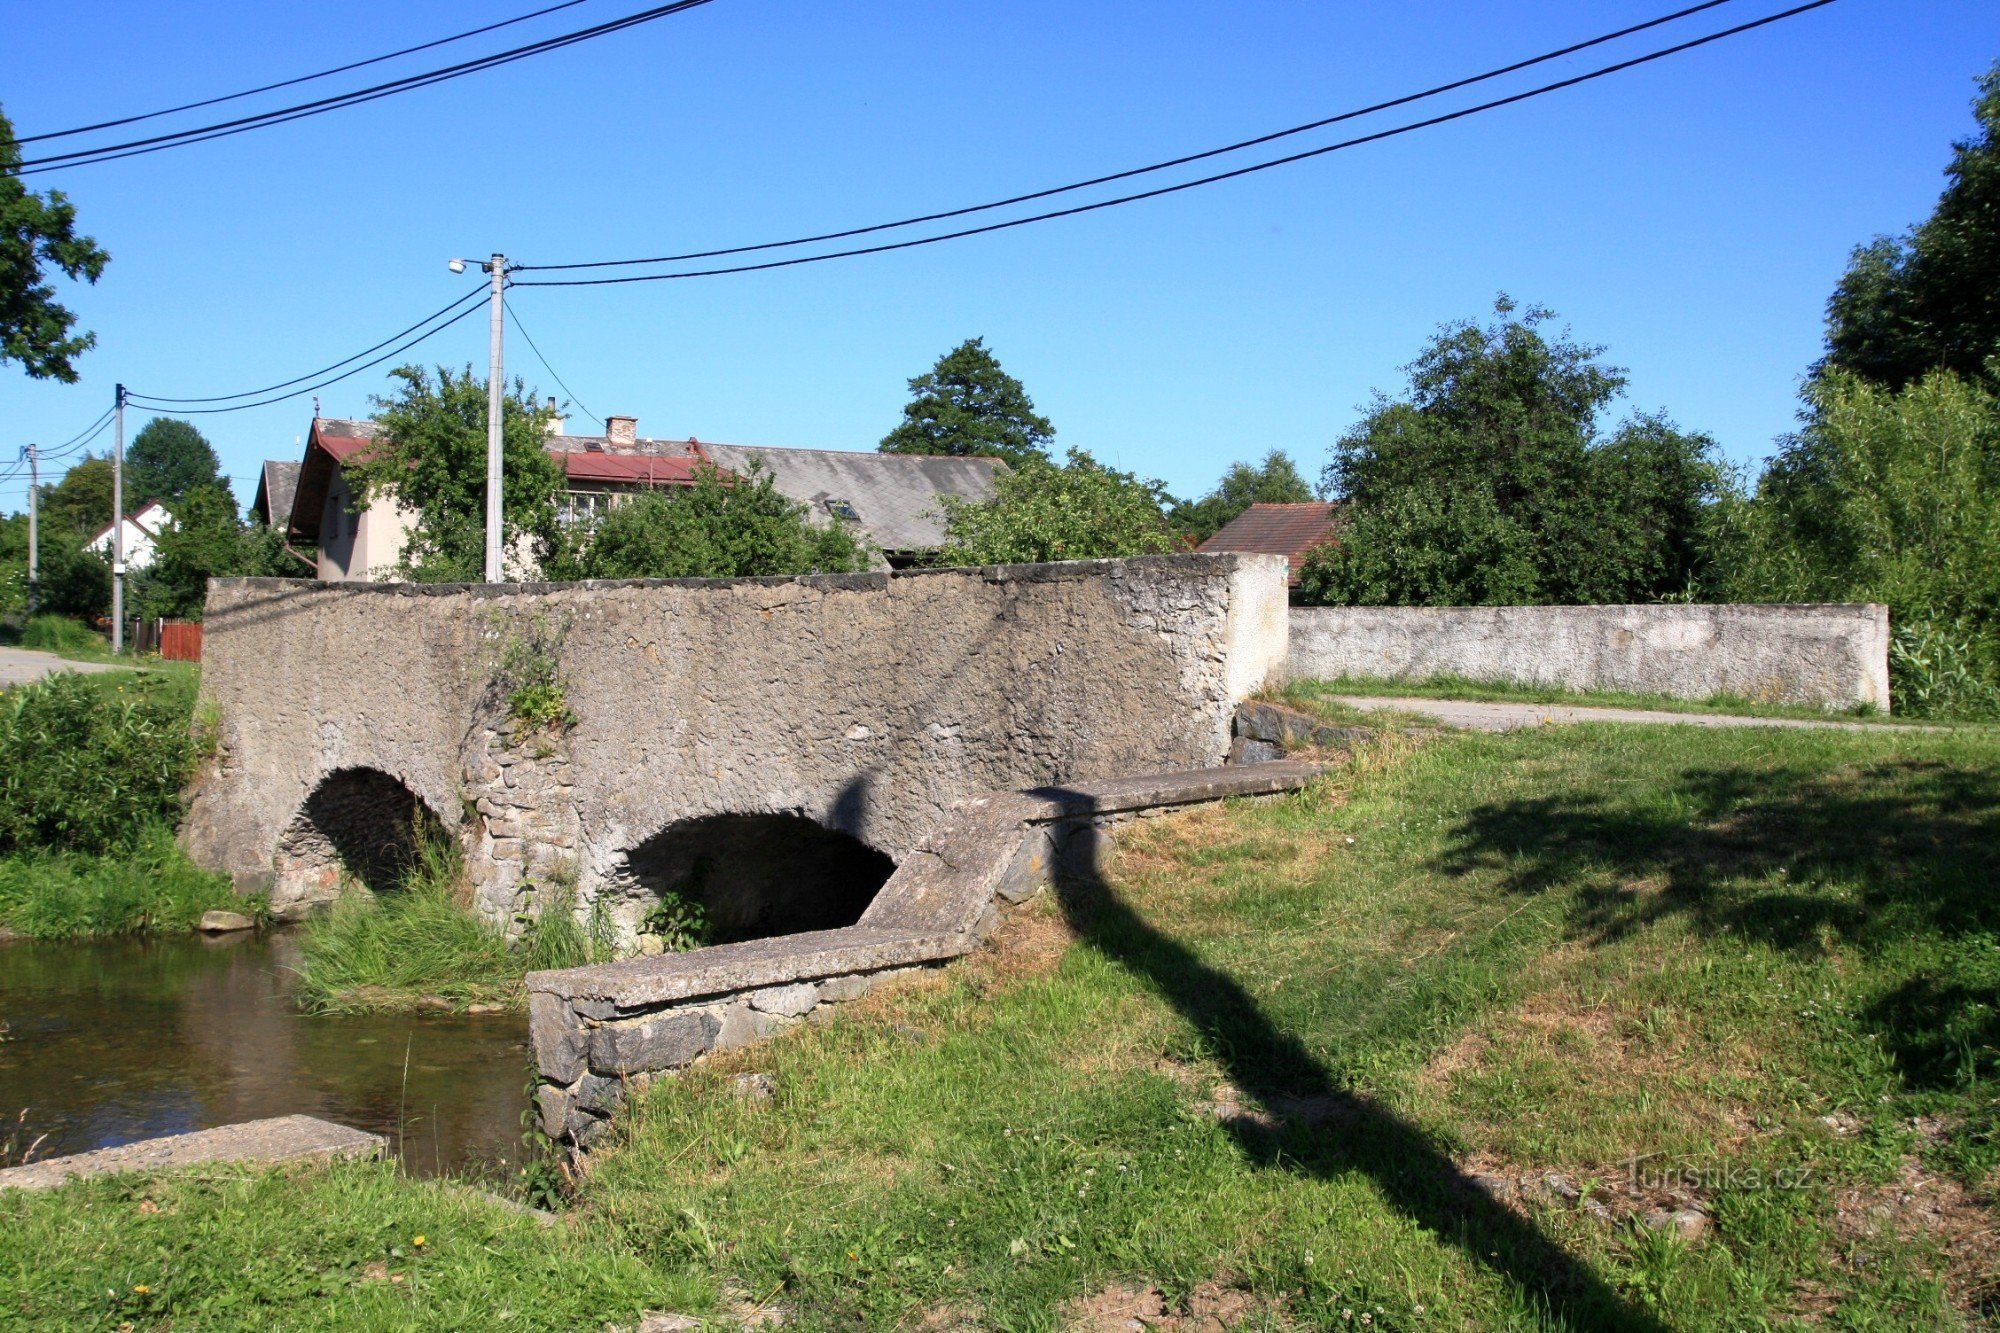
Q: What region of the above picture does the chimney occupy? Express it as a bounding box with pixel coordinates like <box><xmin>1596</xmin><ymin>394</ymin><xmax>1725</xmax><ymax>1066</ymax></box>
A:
<box><xmin>606</xmin><ymin>414</ymin><xmax>637</xmax><ymax>448</ymax></box>
<box><xmin>543</xmin><ymin>396</ymin><xmax>565</xmax><ymax>437</ymax></box>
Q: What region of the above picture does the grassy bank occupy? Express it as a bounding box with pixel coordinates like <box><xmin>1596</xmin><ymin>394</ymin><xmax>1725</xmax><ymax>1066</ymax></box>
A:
<box><xmin>5</xmin><ymin>722</ymin><xmax>1996</xmax><ymax>1328</ymax></box>
<box><xmin>1288</xmin><ymin>672</ymin><xmax>1935</xmax><ymax>724</ymax></box>
<box><xmin>0</xmin><ymin>663</ymin><xmax>245</xmax><ymax>938</ymax></box>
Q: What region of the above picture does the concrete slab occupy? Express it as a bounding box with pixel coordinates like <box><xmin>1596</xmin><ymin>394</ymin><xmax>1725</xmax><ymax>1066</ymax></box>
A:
<box><xmin>0</xmin><ymin>646</ymin><xmax>118</xmax><ymax>688</ymax></box>
<box><xmin>0</xmin><ymin>1114</ymin><xmax>384</xmax><ymax>1191</ymax></box>
<box><xmin>1329</xmin><ymin>695</ymin><xmax>1936</xmax><ymax>734</ymax></box>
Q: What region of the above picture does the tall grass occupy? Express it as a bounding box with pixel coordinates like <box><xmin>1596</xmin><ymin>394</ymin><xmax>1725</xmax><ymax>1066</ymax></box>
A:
<box><xmin>296</xmin><ymin>833</ymin><xmax>611</xmax><ymax>1013</ymax></box>
<box><xmin>0</xmin><ymin>826</ymin><xmax>247</xmax><ymax>938</ymax></box>
<box><xmin>18</xmin><ymin>614</ymin><xmax>106</xmax><ymax>658</ymax></box>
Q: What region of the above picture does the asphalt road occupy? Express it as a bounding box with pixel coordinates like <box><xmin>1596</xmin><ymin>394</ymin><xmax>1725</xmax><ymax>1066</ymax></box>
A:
<box><xmin>0</xmin><ymin>646</ymin><xmax>120</xmax><ymax>688</ymax></box>
<box><xmin>1329</xmin><ymin>695</ymin><xmax>1932</xmax><ymax>734</ymax></box>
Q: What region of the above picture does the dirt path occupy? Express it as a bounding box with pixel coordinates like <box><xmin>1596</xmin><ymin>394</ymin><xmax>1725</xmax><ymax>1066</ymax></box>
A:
<box><xmin>1330</xmin><ymin>694</ymin><xmax>1936</xmax><ymax>734</ymax></box>
<box><xmin>0</xmin><ymin>646</ymin><xmax>119</xmax><ymax>688</ymax></box>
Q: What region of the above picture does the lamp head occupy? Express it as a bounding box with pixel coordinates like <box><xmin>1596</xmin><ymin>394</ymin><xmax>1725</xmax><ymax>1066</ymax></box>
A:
<box><xmin>448</xmin><ymin>258</ymin><xmax>467</xmax><ymax>275</ymax></box>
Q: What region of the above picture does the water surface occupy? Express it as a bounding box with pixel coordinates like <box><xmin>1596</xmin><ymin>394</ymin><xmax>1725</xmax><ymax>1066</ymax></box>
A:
<box><xmin>0</xmin><ymin>931</ymin><xmax>531</xmax><ymax>1178</ymax></box>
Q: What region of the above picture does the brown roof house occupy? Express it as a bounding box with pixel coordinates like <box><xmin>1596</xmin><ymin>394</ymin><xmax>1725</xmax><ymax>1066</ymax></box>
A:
<box><xmin>1197</xmin><ymin>502</ymin><xmax>1341</xmax><ymax>587</ymax></box>
<box><xmin>271</xmin><ymin>412</ymin><xmax>1008</xmax><ymax>581</ymax></box>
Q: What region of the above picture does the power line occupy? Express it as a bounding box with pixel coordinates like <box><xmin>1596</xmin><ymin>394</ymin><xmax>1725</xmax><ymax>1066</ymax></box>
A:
<box><xmin>514</xmin><ymin>0</ymin><xmax>1838</xmax><ymax>290</ymax></box>
<box><xmin>10</xmin><ymin>0</ymin><xmax>720</xmax><ymax>175</ymax></box>
<box><xmin>127</xmin><ymin>298</ymin><xmax>489</xmax><ymax>415</ymax></box>
<box><xmin>129</xmin><ymin>289</ymin><xmax>486</xmax><ymax>404</ymax></box>
<box><xmin>519</xmin><ymin>0</ymin><xmax>1741</xmax><ymax>274</ymax></box>
<box><xmin>40</xmin><ymin>406</ymin><xmax>117</xmax><ymax>458</ymax></box>
<box><xmin>505</xmin><ymin>299</ymin><xmax>601</xmax><ymax>427</ymax></box>
<box><xmin>12</xmin><ymin>0</ymin><xmax>597</xmax><ymax>145</ymax></box>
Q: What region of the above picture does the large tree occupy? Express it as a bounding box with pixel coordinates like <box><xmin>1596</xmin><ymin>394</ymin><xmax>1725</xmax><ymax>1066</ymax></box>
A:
<box><xmin>346</xmin><ymin>365</ymin><xmax>565</xmax><ymax>582</ymax></box>
<box><xmin>1823</xmin><ymin>63</ymin><xmax>2000</xmax><ymax>389</ymax></box>
<box><xmin>555</xmin><ymin>462</ymin><xmax>870</xmax><ymax>581</ymax></box>
<box><xmin>1171</xmin><ymin>449</ymin><xmax>1316</xmax><ymax>542</ymax></box>
<box><xmin>130</xmin><ymin>482</ymin><xmax>252</xmax><ymax>619</ymax></box>
<box><xmin>880</xmin><ymin>337</ymin><xmax>1054</xmax><ymax>470</ymax></box>
<box><xmin>1300</xmin><ymin>299</ymin><xmax>1729</xmax><ymax>606</ymax></box>
<box><xmin>935</xmin><ymin>448</ymin><xmax>1178</xmax><ymax>566</ymax></box>
<box><xmin>40</xmin><ymin>454</ymin><xmax>116</xmax><ymax>537</ymax></box>
<box><xmin>126</xmin><ymin>417</ymin><xmax>223</xmax><ymax>506</ymax></box>
<box><xmin>1</xmin><ymin>103</ymin><xmax>111</xmax><ymax>383</ymax></box>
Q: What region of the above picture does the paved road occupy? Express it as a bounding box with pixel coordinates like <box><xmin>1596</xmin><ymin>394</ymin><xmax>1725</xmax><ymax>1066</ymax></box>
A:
<box><xmin>0</xmin><ymin>646</ymin><xmax>119</xmax><ymax>688</ymax></box>
<box><xmin>1330</xmin><ymin>695</ymin><xmax>1933</xmax><ymax>734</ymax></box>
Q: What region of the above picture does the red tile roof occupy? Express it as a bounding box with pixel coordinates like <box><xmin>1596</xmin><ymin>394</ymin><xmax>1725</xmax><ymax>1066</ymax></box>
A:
<box><xmin>557</xmin><ymin>450</ymin><xmax>705</xmax><ymax>486</ymax></box>
<box><xmin>1197</xmin><ymin>502</ymin><xmax>1341</xmax><ymax>585</ymax></box>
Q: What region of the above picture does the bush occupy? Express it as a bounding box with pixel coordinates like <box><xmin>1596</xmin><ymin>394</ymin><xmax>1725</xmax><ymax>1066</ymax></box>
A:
<box><xmin>18</xmin><ymin>614</ymin><xmax>104</xmax><ymax>656</ymax></box>
<box><xmin>0</xmin><ymin>826</ymin><xmax>245</xmax><ymax>937</ymax></box>
<box><xmin>935</xmin><ymin>448</ymin><xmax>1179</xmax><ymax>565</ymax></box>
<box><xmin>0</xmin><ymin>672</ymin><xmax>200</xmax><ymax>855</ymax></box>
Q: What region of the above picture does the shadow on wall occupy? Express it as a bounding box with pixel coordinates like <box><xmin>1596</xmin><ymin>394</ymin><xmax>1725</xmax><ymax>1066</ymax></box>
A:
<box><xmin>273</xmin><ymin>767</ymin><xmax>449</xmax><ymax>912</ymax></box>
<box><xmin>611</xmin><ymin>812</ymin><xmax>896</xmax><ymax>944</ymax></box>
<box><xmin>1049</xmin><ymin>796</ymin><xmax>1667</xmax><ymax>1332</ymax></box>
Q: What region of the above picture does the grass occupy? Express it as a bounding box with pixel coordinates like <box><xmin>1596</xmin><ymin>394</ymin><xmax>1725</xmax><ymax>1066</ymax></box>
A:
<box><xmin>0</xmin><ymin>825</ymin><xmax>250</xmax><ymax>938</ymax></box>
<box><xmin>6</xmin><ymin>723</ymin><xmax>1998</xmax><ymax>1328</ymax></box>
<box><xmin>1289</xmin><ymin>672</ymin><xmax>1944</xmax><ymax>724</ymax></box>
<box><xmin>15</xmin><ymin>614</ymin><xmax>109</xmax><ymax>659</ymax></box>
<box><xmin>294</xmin><ymin>835</ymin><xmax>610</xmax><ymax>1014</ymax></box>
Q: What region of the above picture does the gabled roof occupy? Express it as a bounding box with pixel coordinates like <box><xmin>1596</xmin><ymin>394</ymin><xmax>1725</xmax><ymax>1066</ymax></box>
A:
<box><xmin>289</xmin><ymin>419</ymin><xmax>387</xmax><ymax>544</ymax></box>
<box><xmin>1197</xmin><ymin>502</ymin><xmax>1341</xmax><ymax>585</ymax></box>
<box><xmin>88</xmin><ymin>500</ymin><xmax>171</xmax><ymax>547</ymax></box>
<box><xmin>252</xmin><ymin>459</ymin><xmax>301</xmax><ymax>529</ymax></box>
<box><xmin>700</xmin><ymin>443</ymin><xmax>1005</xmax><ymax>551</ymax></box>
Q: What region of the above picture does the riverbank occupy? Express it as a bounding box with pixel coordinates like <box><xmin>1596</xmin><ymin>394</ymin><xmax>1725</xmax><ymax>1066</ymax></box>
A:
<box><xmin>5</xmin><ymin>723</ymin><xmax>1996</xmax><ymax>1328</ymax></box>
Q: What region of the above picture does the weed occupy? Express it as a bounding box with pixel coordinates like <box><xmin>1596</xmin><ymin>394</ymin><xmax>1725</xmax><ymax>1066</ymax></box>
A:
<box><xmin>491</xmin><ymin>612</ymin><xmax>576</xmax><ymax>733</ymax></box>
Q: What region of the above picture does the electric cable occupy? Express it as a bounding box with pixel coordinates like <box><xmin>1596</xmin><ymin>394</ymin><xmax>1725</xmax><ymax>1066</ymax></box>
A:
<box><xmin>505</xmin><ymin>298</ymin><xmax>601</xmax><ymax>427</ymax></box>
<box><xmin>514</xmin><ymin>0</ymin><xmax>1837</xmax><ymax>288</ymax></box>
<box><xmin>127</xmin><ymin>288</ymin><xmax>487</xmax><ymax>404</ymax></box>
<box><xmin>10</xmin><ymin>0</ymin><xmax>720</xmax><ymax>174</ymax></box>
<box><xmin>12</xmin><ymin>0</ymin><xmax>597</xmax><ymax>145</ymax></box>
<box><xmin>520</xmin><ymin>0</ymin><xmax>1741</xmax><ymax>273</ymax></box>
<box><xmin>41</xmin><ymin>405</ymin><xmax>116</xmax><ymax>456</ymax></box>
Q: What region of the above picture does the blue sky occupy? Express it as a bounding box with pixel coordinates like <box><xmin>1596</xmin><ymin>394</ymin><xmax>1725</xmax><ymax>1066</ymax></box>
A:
<box><xmin>4</xmin><ymin>0</ymin><xmax>1997</xmax><ymax>513</ymax></box>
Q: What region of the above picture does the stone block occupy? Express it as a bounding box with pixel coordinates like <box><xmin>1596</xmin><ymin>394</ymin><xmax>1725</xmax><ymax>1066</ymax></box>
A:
<box><xmin>994</xmin><ymin>828</ymin><xmax>1053</xmax><ymax>904</ymax></box>
<box><xmin>529</xmin><ymin>991</ymin><xmax>586</xmax><ymax>1084</ymax></box>
<box><xmin>747</xmin><ymin>982</ymin><xmax>819</xmax><ymax>1017</ymax></box>
<box><xmin>197</xmin><ymin>909</ymin><xmax>257</xmax><ymax>933</ymax></box>
<box><xmin>573</xmin><ymin>1073</ymin><xmax>626</xmax><ymax>1116</ymax></box>
<box><xmin>587</xmin><ymin>1009</ymin><xmax>720</xmax><ymax>1075</ymax></box>
<box><xmin>534</xmin><ymin>1084</ymin><xmax>573</xmax><ymax>1140</ymax></box>
<box><xmin>1226</xmin><ymin>736</ymin><xmax>1284</xmax><ymax>766</ymax></box>
<box><xmin>715</xmin><ymin>1002</ymin><xmax>795</xmax><ymax>1051</ymax></box>
<box><xmin>816</xmin><ymin>974</ymin><xmax>870</xmax><ymax>1004</ymax></box>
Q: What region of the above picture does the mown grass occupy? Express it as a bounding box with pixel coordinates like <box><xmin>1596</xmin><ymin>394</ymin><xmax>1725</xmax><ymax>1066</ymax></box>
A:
<box><xmin>1290</xmin><ymin>671</ymin><xmax>1943</xmax><ymax>724</ymax></box>
<box><xmin>294</xmin><ymin>835</ymin><xmax>609</xmax><ymax>1014</ymax></box>
<box><xmin>6</xmin><ymin>723</ymin><xmax>1997</xmax><ymax>1328</ymax></box>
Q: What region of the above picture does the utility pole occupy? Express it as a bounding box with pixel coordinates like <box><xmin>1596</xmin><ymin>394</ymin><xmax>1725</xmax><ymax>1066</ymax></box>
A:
<box><xmin>484</xmin><ymin>253</ymin><xmax>506</xmax><ymax>583</ymax></box>
<box><xmin>23</xmin><ymin>444</ymin><xmax>37</xmax><ymax>616</ymax></box>
<box><xmin>112</xmin><ymin>384</ymin><xmax>126</xmax><ymax>654</ymax></box>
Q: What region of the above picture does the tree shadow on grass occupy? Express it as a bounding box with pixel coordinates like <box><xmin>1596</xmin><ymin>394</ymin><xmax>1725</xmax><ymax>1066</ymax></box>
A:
<box><xmin>1053</xmin><ymin>850</ymin><xmax>1666</xmax><ymax>1331</ymax></box>
<box><xmin>1431</xmin><ymin>756</ymin><xmax>2000</xmax><ymax>1092</ymax></box>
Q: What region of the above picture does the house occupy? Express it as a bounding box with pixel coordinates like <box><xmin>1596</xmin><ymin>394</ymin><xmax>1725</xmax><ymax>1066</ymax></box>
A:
<box><xmin>249</xmin><ymin>459</ymin><xmax>300</xmax><ymax>528</ymax></box>
<box><xmin>1196</xmin><ymin>502</ymin><xmax>1341</xmax><ymax>587</ymax></box>
<box><xmin>274</xmin><ymin>413</ymin><xmax>1007</xmax><ymax>582</ymax></box>
<box><xmin>87</xmin><ymin>500</ymin><xmax>173</xmax><ymax>572</ymax></box>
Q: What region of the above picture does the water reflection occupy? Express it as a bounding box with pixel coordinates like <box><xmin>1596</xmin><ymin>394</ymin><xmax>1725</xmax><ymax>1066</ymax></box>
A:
<box><xmin>0</xmin><ymin>932</ymin><xmax>530</xmax><ymax>1178</ymax></box>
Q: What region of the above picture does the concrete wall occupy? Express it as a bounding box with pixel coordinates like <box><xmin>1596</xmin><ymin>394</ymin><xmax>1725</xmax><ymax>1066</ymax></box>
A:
<box><xmin>182</xmin><ymin>554</ymin><xmax>1289</xmax><ymax>923</ymax></box>
<box><xmin>1288</xmin><ymin>603</ymin><xmax>1891</xmax><ymax>711</ymax></box>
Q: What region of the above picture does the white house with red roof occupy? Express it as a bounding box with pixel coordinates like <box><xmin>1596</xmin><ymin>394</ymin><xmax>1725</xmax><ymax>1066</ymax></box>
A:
<box><xmin>87</xmin><ymin>499</ymin><xmax>174</xmax><ymax>573</ymax></box>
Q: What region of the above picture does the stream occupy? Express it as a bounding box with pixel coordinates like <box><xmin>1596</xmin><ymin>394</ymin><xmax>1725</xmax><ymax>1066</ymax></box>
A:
<box><xmin>0</xmin><ymin>931</ymin><xmax>532</xmax><ymax>1180</ymax></box>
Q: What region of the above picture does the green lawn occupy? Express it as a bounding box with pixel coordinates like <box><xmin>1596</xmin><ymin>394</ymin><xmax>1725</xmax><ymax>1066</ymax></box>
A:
<box><xmin>5</xmin><ymin>723</ymin><xmax>1996</xmax><ymax>1329</ymax></box>
<box><xmin>1286</xmin><ymin>672</ymin><xmax>1945</xmax><ymax>725</ymax></box>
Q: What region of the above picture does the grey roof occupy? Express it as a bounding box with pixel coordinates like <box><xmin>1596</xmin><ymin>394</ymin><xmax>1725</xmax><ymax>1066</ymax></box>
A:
<box><xmin>254</xmin><ymin>460</ymin><xmax>302</xmax><ymax>529</ymax></box>
<box><xmin>699</xmin><ymin>443</ymin><xmax>1005</xmax><ymax>551</ymax></box>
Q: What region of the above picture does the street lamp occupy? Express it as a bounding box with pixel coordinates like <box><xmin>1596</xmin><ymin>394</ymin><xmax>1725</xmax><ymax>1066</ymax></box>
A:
<box><xmin>450</xmin><ymin>253</ymin><xmax>508</xmax><ymax>582</ymax></box>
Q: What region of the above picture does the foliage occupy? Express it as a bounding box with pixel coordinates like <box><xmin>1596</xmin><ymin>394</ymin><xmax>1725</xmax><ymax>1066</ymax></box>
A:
<box><xmin>1299</xmin><ymin>299</ymin><xmax>1731</xmax><ymax>607</ymax></box>
<box><xmin>1169</xmin><ymin>449</ymin><xmax>1316</xmax><ymax>542</ymax></box>
<box><xmin>0</xmin><ymin>671</ymin><xmax>200</xmax><ymax>856</ymax></box>
<box><xmin>129</xmin><ymin>482</ymin><xmax>243</xmax><ymax>620</ymax></box>
<box><xmin>0</xmin><ymin>516</ymin><xmax>106</xmax><ymax>622</ymax></box>
<box><xmin>0</xmin><ymin>102</ymin><xmax>111</xmax><ymax>382</ymax></box>
<box><xmin>555</xmin><ymin>462</ymin><xmax>870</xmax><ymax>581</ymax></box>
<box><xmin>639</xmin><ymin>890</ymin><xmax>710</xmax><ymax>954</ymax></box>
<box><xmin>1727</xmin><ymin>370</ymin><xmax>2000</xmax><ymax>718</ymax></box>
<box><xmin>0</xmin><ymin>826</ymin><xmax>246</xmax><ymax>938</ymax></box>
<box><xmin>346</xmin><ymin>364</ymin><xmax>565</xmax><ymax>582</ymax></box>
<box><xmin>493</xmin><ymin>612</ymin><xmax>576</xmax><ymax>732</ymax></box>
<box><xmin>879</xmin><ymin>336</ymin><xmax>1055</xmax><ymax>470</ymax></box>
<box><xmin>125</xmin><ymin>418</ymin><xmax>223</xmax><ymax>505</ymax></box>
<box><xmin>935</xmin><ymin>447</ymin><xmax>1180</xmax><ymax>565</ymax></box>
<box><xmin>1823</xmin><ymin>63</ymin><xmax>2000</xmax><ymax>389</ymax></box>
<box><xmin>40</xmin><ymin>453</ymin><xmax>114</xmax><ymax>536</ymax></box>
<box><xmin>18</xmin><ymin>613</ymin><xmax>103</xmax><ymax>656</ymax></box>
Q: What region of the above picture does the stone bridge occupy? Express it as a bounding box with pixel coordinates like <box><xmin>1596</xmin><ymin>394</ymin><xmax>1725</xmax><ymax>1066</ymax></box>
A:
<box><xmin>181</xmin><ymin>555</ymin><xmax>1289</xmax><ymax>939</ymax></box>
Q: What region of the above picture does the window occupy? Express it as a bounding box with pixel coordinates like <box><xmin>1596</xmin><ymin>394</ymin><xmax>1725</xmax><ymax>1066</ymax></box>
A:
<box><xmin>824</xmin><ymin>497</ymin><xmax>860</xmax><ymax>522</ymax></box>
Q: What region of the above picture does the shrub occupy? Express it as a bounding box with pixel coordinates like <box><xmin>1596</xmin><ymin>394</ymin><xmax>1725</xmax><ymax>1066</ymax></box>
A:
<box><xmin>935</xmin><ymin>448</ymin><xmax>1179</xmax><ymax>565</ymax></box>
<box><xmin>0</xmin><ymin>672</ymin><xmax>200</xmax><ymax>855</ymax></box>
<box><xmin>18</xmin><ymin>614</ymin><xmax>103</xmax><ymax>656</ymax></box>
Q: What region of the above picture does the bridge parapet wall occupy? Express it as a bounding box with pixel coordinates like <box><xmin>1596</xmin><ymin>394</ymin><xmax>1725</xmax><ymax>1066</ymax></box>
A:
<box><xmin>181</xmin><ymin>555</ymin><xmax>1289</xmax><ymax>923</ymax></box>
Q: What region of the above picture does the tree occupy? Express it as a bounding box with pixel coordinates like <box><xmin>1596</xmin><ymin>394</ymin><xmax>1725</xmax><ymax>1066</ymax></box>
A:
<box><xmin>1299</xmin><ymin>299</ymin><xmax>1729</xmax><ymax>606</ymax></box>
<box><xmin>130</xmin><ymin>483</ymin><xmax>247</xmax><ymax>620</ymax></box>
<box><xmin>935</xmin><ymin>448</ymin><xmax>1179</xmax><ymax>566</ymax></box>
<box><xmin>1170</xmin><ymin>449</ymin><xmax>1316</xmax><ymax>542</ymax></box>
<box><xmin>41</xmin><ymin>455</ymin><xmax>116</xmax><ymax>537</ymax></box>
<box><xmin>1</xmin><ymin>103</ymin><xmax>111</xmax><ymax>383</ymax></box>
<box><xmin>345</xmin><ymin>364</ymin><xmax>565</xmax><ymax>582</ymax></box>
<box><xmin>1824</xmin><ymin>63</ymin><xmax>2000</xmax><ymax>389</ymax></box>
<box><xmin>556</xmin><ymin>462</ymin><xmax>870</xmax><ymax>581</ymax></box>
<box><xmin>880</xmin><ymin>337</ymin><xmax>1055</xmax><ymax>470</ymax></box>
<box><xmin>126</xmin><ymin>417</ymin><xmax>222</xmax><ymax>505</ymax></box>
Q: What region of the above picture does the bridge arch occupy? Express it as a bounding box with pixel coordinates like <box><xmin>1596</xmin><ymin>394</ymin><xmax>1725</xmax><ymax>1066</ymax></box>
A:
<box><xmin>271</xmin><ymin>766</ymin><xmax>453</xmax><ymax>916</ymax></box>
